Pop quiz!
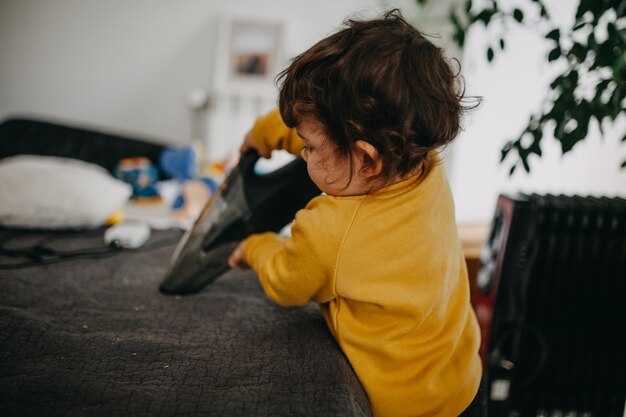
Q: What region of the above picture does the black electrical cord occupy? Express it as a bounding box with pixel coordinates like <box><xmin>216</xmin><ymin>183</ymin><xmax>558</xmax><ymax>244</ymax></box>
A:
<box><xmin>0</xmin><ymin>229</ymin><xmax>181</xmax><ymax>270</ymax></box>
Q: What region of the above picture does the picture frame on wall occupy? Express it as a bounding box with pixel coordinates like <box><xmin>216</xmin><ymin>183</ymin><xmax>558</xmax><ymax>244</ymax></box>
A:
<box><xmin>211</xmin><ymin>16</ymin><xmax>283</xmax><ymax>97</ymax></box>
<box><xmin>230</xmin><ymin>20</ymin><xmax>280</xmax><ymax>81</ymax></box>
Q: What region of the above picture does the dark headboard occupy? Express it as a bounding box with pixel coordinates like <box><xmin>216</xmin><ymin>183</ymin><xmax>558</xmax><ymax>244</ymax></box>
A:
<box><xmin>0</xmin><ymin>117</ymin><xmax>169</xmax><ymax>177</ymax></box>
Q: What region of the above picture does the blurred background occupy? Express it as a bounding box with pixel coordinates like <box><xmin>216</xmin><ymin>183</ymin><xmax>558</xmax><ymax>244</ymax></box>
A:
<box><xmin>0</xmin><ymin>0</ymin><xmax>624</xmax><ymax>224</ymax></box>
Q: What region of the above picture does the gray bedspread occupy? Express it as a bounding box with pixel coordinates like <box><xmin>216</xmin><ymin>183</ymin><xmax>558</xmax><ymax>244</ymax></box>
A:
<box><xmin>0</xmin><ymin>229</ymin><xmax>371</xmax><ymax>417</ymax></box>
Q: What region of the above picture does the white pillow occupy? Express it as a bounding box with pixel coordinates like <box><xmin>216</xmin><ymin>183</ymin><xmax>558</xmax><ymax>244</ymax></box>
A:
<box><xmin>0</xmin><ymin>155</ymin><xmax>132</xmax><ymax>229</ymax></box>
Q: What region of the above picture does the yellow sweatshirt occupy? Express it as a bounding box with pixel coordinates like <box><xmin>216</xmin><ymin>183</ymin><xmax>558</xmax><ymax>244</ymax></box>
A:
<box><xmin>243</xmin><ymin>109</ymin><xmax>482</xmax><ymax>417</ymax></box>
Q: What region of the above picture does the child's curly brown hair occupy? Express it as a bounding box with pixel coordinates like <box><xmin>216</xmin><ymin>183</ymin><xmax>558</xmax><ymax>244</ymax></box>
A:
<box><xmin>277</xmin><ymin>9</ymin><xmax>479</xmax><ymax>187</ymax></box>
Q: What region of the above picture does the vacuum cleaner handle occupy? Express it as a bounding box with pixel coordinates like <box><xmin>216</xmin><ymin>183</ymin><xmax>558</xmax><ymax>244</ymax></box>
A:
<box><xmin>241</xmin><ymin>150</ymin><xmax>320</xmax><ymax>231</ymax></box>
<box><xmin>237</xmin><ymin>149</ymin><xmax>262</xmax><ymax>178</ymax></box>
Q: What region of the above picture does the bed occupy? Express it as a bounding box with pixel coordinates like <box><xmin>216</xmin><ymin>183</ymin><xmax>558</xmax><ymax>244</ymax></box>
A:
<box><xmin>0</xmin><ymin>118</ymin><xmax>371</xmax><ymax>417</ymax></box>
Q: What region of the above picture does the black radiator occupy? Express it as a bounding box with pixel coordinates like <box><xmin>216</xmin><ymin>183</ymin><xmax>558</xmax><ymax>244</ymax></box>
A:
<box><xmin>474</xmin><ymin>194</ymin><xmax>626</xmax><ymax>417</ymax></box>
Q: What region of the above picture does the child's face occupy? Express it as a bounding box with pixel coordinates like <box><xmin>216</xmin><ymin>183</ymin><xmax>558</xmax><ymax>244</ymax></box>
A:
<box><xmin>296</xmin><ymin>118</ymin><xmax>369</xmax><ymax>197</ymax></box>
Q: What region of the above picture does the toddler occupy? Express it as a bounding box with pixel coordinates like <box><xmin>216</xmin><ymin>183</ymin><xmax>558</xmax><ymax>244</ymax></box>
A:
<box><xmin>228</xmin><ymin>10</ymin><xmax>484</xmax><ymax>417</ymax></box>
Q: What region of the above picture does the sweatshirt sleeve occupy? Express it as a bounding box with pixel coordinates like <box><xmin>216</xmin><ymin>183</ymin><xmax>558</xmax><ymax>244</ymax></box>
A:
<box><xmin>250</xmin><ymin>108</ymin><xmax>304</xmax><ymax>157</ymax></box>
<box><xmin>241</xmin><ymin>196</ymin><xmax>351</xmax><ymax>307</ymax></box>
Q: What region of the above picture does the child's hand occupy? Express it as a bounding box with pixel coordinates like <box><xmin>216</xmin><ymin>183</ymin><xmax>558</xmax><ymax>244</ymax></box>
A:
<box><xmin>228</xmin><ymin>241</ymin><xmax>250</xmax><ymax>269</ymax></box>
<box><xmin>239</xmin><ymin>130</ymin><xmax>271</xmax><ymax>158</ymax></box>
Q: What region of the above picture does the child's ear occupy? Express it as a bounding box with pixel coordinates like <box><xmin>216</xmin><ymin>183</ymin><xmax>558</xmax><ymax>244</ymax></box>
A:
<box><xmin>354</xmin><ymin>140</ymin><xmax>382</xmax><ymax>178</ymax></box>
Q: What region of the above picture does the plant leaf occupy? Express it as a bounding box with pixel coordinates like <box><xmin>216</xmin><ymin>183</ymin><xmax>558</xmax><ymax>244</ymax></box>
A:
<box><xmin>546</xmin><ymin>28</ymin><xmax>560</xmax><ymax>43</ymax></box>
<box><xmin>548</xmin><ymin>47</ymin><xmax>561</xmax><ymax>62</ymax></box>
<box><xmin>575</xmin><ymin>1</ymin><xmax>587</xmax><ymax>19</ymax></box>
<box><xmin>501</xmin><ymin>141</ymin><xmax>514</xmax><ymax>162</ymax></box>
<box><xmin>550</xmin><ymin>74</ymin><xmax>565</xmax><ymax>89</ymax></box>
<box><xmin>609</xmin><ymin>87</ymin><xmax>623</xmax><ymax>119</ymax></box>
<box><xmin>587</xmin><ymin>32</ymin><xmax>597</xmax><ymax>50</ymax></box>
<box><xmin>474</xmin><ymin>9</ymin><xmax>495</xmax><ymax>25</ymax></box>
<box><xmin>570</xmin><ymin>43</ymin><xmax>587</xmax><ymax>62</ymax></box>
<box><xmin>449</xmin><ymin>10</ymin><xmax>466</xmax><ymax>47</ymax></box>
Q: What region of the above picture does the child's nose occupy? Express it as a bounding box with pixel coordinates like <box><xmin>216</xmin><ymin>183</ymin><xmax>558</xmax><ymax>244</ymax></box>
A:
<box><xmin>300</xmin><ymin>148</ymin><xmax>308</xmax><ymax>162</ymax></box>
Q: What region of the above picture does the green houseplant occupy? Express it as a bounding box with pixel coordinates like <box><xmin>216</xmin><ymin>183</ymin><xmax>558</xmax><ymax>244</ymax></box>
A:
<box><xmin>417</xmin><ymin>0</ymin><xmax>626</xmax><ymax>174</ymax></box>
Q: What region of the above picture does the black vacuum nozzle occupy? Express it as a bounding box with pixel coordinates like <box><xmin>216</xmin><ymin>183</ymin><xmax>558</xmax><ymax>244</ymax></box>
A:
<box><xmin>159</xmin><ymin>150</ymin><xmax>320</xmax><ymax>295</ymax></box>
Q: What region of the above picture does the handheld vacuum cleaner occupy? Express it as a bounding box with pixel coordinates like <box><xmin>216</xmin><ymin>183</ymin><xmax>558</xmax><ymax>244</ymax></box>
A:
<box><xmin>159</xmin><ymin>150</ymin><xmax>320</xmax><ymax>295</ymax></box>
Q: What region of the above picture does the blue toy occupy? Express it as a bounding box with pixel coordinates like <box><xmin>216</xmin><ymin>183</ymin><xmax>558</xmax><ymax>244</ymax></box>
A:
<box><xmin>160</xmin><ymin>146</ymin><xmax>220</xmax><ymax>210</ymax></box>
<box><xmin>113</xmin><ymin>157</ymin><xmax>160</xmax><ymax>200</ymax></box>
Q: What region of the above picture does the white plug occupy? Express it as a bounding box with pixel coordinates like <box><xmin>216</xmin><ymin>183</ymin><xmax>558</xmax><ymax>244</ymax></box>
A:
<box><xmin>104</xmin><ymin>222</ymin><xmax>151</xmax><ymax>249</ymax></box>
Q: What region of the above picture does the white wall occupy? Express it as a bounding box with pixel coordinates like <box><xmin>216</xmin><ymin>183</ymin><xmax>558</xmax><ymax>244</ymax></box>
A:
<box><xmin>1</xmin><ymin>0</ymin><xmax>624</xmax><ymax>223</ymax></box>
<box><xmin>0</xmin><ymin>0</ymin><xmax>393</xmax><ymax>147</ymax></box>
